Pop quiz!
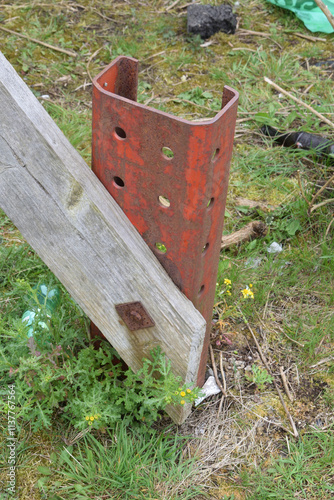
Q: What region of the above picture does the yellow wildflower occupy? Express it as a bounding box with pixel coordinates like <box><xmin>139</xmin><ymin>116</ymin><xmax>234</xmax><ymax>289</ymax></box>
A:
<box><xmin>85</xmin><ymin>416</ymin><xmax>90</xmax><ymax>421</ymax></box>
<box><xmin>186</xmin><ymin>389</ymin><xmax>191</xmax><ymax>394</ymax></box>
<box><xmin>241</xmin><ymin>288</ymin><xmax>254</xmax><ymax>299</ymax></box>
<box><xmin>180</xmin><ymin>400</ymin><xmax>185</xmax><ymax>405</ymax></box>
<box><xmin>224</xmin><ymin>278</ymin><xmax>232</xmax><ymax>286</ymax></box>
<box><xmin>94</xmin><ymin>414</ymin><xmax>99</xmax><ymax>419</ymax></box>
<box><xmin>180</xmin><ymin>391</ymin><xmax>186</xmax><ymax>397</ymax></box>
<box><xmin>90</xmin><ymin>416</ymin><xmax>94</xmax><ymax>421</ymax></box>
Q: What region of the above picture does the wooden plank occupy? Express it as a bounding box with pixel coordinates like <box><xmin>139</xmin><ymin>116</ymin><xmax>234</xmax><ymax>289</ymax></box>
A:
<box><xmin>0</xmin><ymin>52</ymin><xmax>206</xmax><ymax>424</ymax></box>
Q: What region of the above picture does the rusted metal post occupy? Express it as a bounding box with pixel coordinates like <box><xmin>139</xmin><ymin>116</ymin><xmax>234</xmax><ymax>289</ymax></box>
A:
<box><xmin>91</xmin><ymin>56</ymin><xmax>238</xmax><ymax>385</ymax></box>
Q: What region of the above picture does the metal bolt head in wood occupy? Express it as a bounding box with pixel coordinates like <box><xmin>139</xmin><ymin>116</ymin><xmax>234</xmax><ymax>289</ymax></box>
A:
<box><xmin>115</xmin><ymin>302</ymin><xmax>155</xmax><ymax>330</ymax></box>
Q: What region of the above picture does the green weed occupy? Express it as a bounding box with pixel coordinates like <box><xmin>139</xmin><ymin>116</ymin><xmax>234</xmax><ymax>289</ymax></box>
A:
<box><xmin>1</xmin><ymin>318</ymin><xmax>200</xmax><ymax>434</ymax></box>
<box><xmin>0</xmin><ymin>270</ymin><xmax>202</xmax><ymax>433</ymax></box>
<box><xmin>244</xmin><ymin>364</ymin><xmax>274</xmax><ymax>391</ymax></box>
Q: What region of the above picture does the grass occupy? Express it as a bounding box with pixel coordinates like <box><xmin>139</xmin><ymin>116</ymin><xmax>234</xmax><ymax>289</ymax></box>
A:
<box><xmin>42</xmin><ymin>102</ymin><xmax>92</xmax><ymax>162</ymax></box>
<box><xmin>0</xmin><ymin>0</ymin><xmax>334</xmax><ymax>498</ymax></box>
<box><xmin>243</xmin><ymin>430</ymin><xmax>334</xmax><ymax>499</ymax></box>
<box><xmin>48</xmin><ymin>423</ymin><xmax>204</xmax><ymax>500</ymax></box>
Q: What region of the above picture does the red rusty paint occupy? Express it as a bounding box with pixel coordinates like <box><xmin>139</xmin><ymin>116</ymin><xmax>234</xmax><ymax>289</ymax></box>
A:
<box><xmin>91</xmin><ymin>56</ymin><xmax>238</xmax><ymax>385</ymax></box>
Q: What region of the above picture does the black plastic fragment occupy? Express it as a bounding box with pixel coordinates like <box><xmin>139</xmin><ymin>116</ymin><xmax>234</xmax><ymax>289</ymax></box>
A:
<box><xmin>311</xmin><ymin>60</ymin><xmax>334</xmax><ymax>69</ymax></box>
<box><xmin>261</xmin><ymin>125</ymin><xmax>334</xmax><ymax>161</ymax></box>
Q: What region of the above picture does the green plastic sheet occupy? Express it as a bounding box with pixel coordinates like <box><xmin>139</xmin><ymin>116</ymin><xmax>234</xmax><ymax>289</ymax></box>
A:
<box><xmin>266</xmin><ymin>0</ymin><xmax>334</xmax><ymax>33</ymax></box>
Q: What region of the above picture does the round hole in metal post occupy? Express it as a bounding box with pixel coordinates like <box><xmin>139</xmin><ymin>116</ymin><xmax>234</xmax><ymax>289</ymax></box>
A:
<box><xmin>158</xmin><ymin>196</ymin><xmax>171</xmax><ymax>208</ymax></box>
<box><xmin>207</xmin><ymin>197</ymin><xmax>214</xmax><ymax>209</ymax></box>
<box><xmin>113</xmin><ymin>176</ymin><xmax>125</xmax><ymax>188</ymax></box>
<box><xmin>202</xmin><ymin>243</ymin><xmax>209</xmax><ymax>254</ymax></box>
<box><xmin>198</xmin><ymin>284</ymin><xmax>205</xmax><ymax>296</ymax></box>
<box><xmin>162</xmin><ymin>147</ymin><xmax>174</xmax><ymax>159</ymax></box>
<box><xmin>211</xmin><ymin>148</ymin><xmax>220</xmax><ymax>161</ymax></box>
<box><xmin>155</xmin><ymin>242</ymin><xmax>167</xmax><ymax>254</ymax></box>
<box><xmin>115</xmin><ymin>127</ymin><xmax>127</xmax><ymax>139</ymax></box>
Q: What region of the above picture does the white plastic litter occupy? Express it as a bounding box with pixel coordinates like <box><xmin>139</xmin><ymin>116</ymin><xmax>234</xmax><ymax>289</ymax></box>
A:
<box><xmin>246</xmin><ymin>256</ymin><xmax>263</xmax><ymax>268</ymax></box>
<box><xmin>195</xmin><ymin>375</ymin><xmax>221</xmax><ymax>406</ymax></box>
<box><xmin>267</xmin><ymin>242</ymin><xmax>283</xmax><ymax>254</ymax></box>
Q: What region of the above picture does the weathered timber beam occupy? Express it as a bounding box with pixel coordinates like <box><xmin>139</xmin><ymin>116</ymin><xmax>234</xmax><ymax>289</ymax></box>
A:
<box><xmin>0</xmin><ymin>52</ymin><xmax>206</xmax><ymax>424</ymax></box>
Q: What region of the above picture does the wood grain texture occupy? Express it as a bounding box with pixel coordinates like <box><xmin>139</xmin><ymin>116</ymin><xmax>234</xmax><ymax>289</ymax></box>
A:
<box><xmin>0</xmin><ymin>52</ymin><xmax>206</xmax><ymax>424</ymax></box>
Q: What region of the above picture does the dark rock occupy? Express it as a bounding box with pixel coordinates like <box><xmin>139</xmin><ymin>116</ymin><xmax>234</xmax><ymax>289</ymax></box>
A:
<box><xmin>187</xmin><ymin>4</ymin><xmax>237</xmax><ymax>39</ymax></box>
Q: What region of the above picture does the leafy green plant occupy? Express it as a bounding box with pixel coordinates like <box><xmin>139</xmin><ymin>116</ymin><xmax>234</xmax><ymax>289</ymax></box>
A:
<box><xmin>0</xmin><ymin>279</ymin><xmax>203</xmax><ymax>433</ymax></box>
<box><xmin>264</xmin><ymin>198</ymin><xmax>308</xmax><ymax>241</ymax></box>
<box><xmin>137</xmin><ymin>80</ymin><xmax>152</xmax><ymax>104</ymax></box>
<box><xmin>177</xmin><ymin>87</ymin><xmax>220</xmax><ymax>110</ymax></box>
<box><xmin>245</xmin><ymin>364</ymin><xmax>273</xmax><ymax>391</ymax></box>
